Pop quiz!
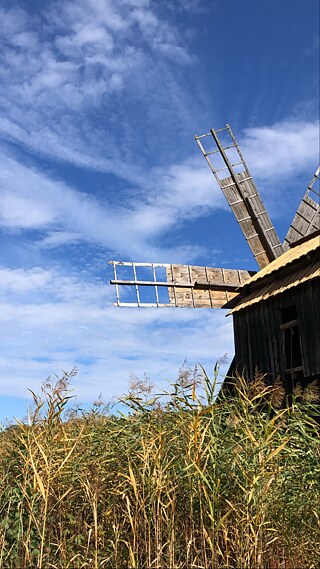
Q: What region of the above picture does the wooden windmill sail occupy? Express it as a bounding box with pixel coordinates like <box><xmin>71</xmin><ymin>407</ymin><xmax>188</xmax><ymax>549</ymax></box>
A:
<box><xmin>109</xmin><ymin>124</ymin><xmax>319</xmax><ymax>310</ymax></box>
<box><xmin>283</xmin><ymin>166</ymin><xmax>320</xmax><ymax>249</ymax></box>
<box><xmin>195</xmin><ymin>125</ymin><xmax>284</xmax><ymax>269</ymax></box>
<box><xmin>109</xmin><ymin>260</ymin><xmax>255</xmax><ymax>308</ymax></box>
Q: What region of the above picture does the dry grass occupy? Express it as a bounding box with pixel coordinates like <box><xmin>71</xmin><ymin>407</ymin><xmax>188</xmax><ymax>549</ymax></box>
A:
<box><xmin>0</xmin><ymin>367</ymin><xmax>319</xmax><ymax>568</ymax></box>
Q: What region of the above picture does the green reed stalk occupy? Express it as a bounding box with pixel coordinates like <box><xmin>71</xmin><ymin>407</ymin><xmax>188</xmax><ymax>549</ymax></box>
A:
<box><xmin>0</xmin><ymin>368</ymin><xmax>319</xmax><ymax>567</ymax></box>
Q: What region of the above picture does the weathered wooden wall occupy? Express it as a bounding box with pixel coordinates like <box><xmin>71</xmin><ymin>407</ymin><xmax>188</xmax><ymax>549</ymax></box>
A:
<box><xmin>232</xmin><ymin>278</ymin><xmax>320</xmax><ymax>388</ymax></box>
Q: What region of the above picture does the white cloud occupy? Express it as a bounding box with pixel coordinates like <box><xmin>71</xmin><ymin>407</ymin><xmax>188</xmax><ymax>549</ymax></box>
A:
<box><xmin>0</xmin><ymin>0</ymin><xmax>194</xmax><ymax>175</ymax></box>
<box><xmin>0</xmin><ymin>266</ymin><xmax>233</xmax><ymax>401</ymax></box>
<box><xmin>0</xmin><ymin>1</ymin><xmax>318</xmax><ymax>195</ymax></box>
<box><xmin>40</xmin><ymin>231</ymin><xmax>83</xmax><ymax>248</ymax></box>
<box><xmin>0</xmin><ymin>267</ymin><xmax>52</xmax><ymax>296</ymax></box>
<box><xmin>241</xmin><ymin>120</ymin><xmax>319</xmax><ymax>181</ymax></box>
<box><xmin>0</xmin><ymin>150</ymin><xmax>221</xmax><ymax>262</ymax></box>
<box><xmin>0</xmin><ymin>115</ymin><xmax>318</xmax><ymax>263</ymax></box>
<box><xmin>0</xmin><ymin>1</ymin><xmax>318</xmax><ymax>419</ymax></box>
<box><xmin>157</xmin><ymin>158</ymin><xmax>224</xmax><ymax>210</ymax></box>
<box><xmin>131</xmin><ymin>6</ymin><xmax>192</xmax><ymax>64</ymax></box>
<box><xmin>1</xmin><ymin>0</ymin><xmax>186</xmax><ymax>109</ymax></box>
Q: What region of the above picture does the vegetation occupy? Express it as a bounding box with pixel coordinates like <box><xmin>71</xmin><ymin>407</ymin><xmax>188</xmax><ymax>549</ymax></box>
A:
<box><xmin>0</xmin><ymin>366</ymin><xmax>319</xmax><ymax>568</ymax></box>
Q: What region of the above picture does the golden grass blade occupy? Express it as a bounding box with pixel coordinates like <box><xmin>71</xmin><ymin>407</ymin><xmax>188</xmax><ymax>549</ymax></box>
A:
<box><xmin>28</xmin><ymin>451</ymin><xmax>46</xmax><ymax>501</ymax></box>
<box><xmin>265</xmin><ymin>438</ymin><xmax>290</xmax><ymax>464</ymax></box>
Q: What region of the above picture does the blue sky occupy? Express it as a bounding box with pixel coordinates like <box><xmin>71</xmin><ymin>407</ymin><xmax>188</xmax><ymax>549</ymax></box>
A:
<box><xmin>0</xmin><ymin>0</ymin><xmax>319</xmax><ymax>421</ymax></box>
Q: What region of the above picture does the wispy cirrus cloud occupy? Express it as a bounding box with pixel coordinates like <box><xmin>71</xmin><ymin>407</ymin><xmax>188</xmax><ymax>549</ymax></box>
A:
<box><xmin>1</xmin><ymin>0</ymin><xmax>317</xmax><ymax>254</ymax></box>
<box><xmin>0</xmin><ymin>151</ymin><xmax>219</xmax><ymax>262</ymax></box>
<box><xmin>1</xmin><ymin>0</ymin><xmax>191</xmax><ymax>106</ymax></box>
<box><xmin>0</xmin><ymin>0</ymin><xmax>195</xmax><ymax>174</ymax></box>
<box><xmin>0</xmin><ymin>116</ymin><xmax>318</xmax><ymax>262</ymax></box>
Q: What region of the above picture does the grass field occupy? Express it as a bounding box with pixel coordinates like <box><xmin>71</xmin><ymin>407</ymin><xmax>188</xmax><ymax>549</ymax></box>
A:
<box><xmin>0</xmin><ymin>367</ymin><xmax>319</xmax><ymax>568</ymax></box>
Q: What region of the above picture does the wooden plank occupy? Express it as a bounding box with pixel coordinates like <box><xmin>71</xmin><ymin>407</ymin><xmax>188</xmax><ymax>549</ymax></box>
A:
<box><xmin>298</xmin><ymin>281</ymin><xmax>320</xmax><ymax>376</ymax></box>
<box><xmin>296</xmin><ymin>286</ymin><xmax>311</xmax><ymax>377</ymax></box>
<box><xmin>244</xmin><ymin>309</ymin><xmax>253</xmax><ymax>379</ymax></box>
<box><xmin>284</xmin><ymin>170</ymin><xmax>320</xmax><ymax>248</ymax></box>
<box><xmin>310</xmin><ymin>280</ymin><xmax>320</xmax><ymax>374</ymax></box>
<box><xmin>248</xmin><ymin>305</ymin><xmax>263</xmax><ymax>378</ymax></box>
<box><xmin>259</xmin><ymin>301</ymin><xmax>272</xmax><ymax>376</ymax></box>
<box><xmin>196</xmin><ymin>126</ymin><xmax>284</xmax><ymax>268</ymax></box>
<box><xmin>167</xmin><ymin>286</ymin><xmax>239</xmax><ymax>308</ymax></box>
<box><xmin>271</xmin><ymin>297</ymin><xmax>284</xmax><ymax>380</ymax></box>
<box><xmin>239</xmin><ymin>177</ymin><xmax>283</xmax><ymax>255</ymax></box>
<box><xmin>166</xmin><ymin>265</ymin><xmax>194</xmax><ymax>307</ymax></box>
<box><xmin>233</xmin><ymin>312</ymin><xmax>247</xmax><ymax>375</ymax></box>
<box><xmin>220</xmin><ymin>172</ymin><xmax>283</xmax><ymax>269</ymax></box>
<box><xmin>263</xmin><ymin>299</ymin><xmax>278</xmax><ymax>378</ymax></box>
<box><xmin>166</xmin><ymin>264</ymin><xmax>254</xmax><ymax>308</ymax></box>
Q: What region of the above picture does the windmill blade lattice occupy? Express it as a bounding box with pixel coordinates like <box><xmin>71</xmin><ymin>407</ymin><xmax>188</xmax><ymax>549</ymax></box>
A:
<box><xmin>195</xmin><ymin>125</ymin><xmax>284</xmax><ymax>269</ymax></box>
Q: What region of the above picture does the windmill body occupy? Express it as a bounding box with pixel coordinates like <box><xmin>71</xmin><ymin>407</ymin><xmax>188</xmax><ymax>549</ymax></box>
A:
<box><xmin>110</xmin><ymin>125</ymin><xmax>320</xmax><ymax>395</ymax></box>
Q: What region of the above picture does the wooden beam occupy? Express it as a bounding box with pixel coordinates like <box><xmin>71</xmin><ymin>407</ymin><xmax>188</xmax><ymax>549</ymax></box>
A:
<box><xmin>110</xmin><ymin>279</ymin><xmax>240</xmax><ymax>291</ymax></box>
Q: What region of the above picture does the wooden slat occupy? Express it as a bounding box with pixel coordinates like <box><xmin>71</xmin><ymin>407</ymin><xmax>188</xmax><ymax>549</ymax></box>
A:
<box><xmin>284</xmin><ymin>166</ymin><xmax>320</xmax><ymax>249</ymax></box>
<box><xmin>220</xmin><ymin>172</ymin><xmax>284</xmax><ymax>268</ymax></box>
<box><xmin>284</xmin><ymin>194</ymin><xmax>320</xmax><ymax>249</ymax></box>
<box><xmin>109</xmin><ymin>261</ymin><xmax>255</xmax><ymax>308</ymax></box>
<box><xmin>196</xmin><ymin>125</ymin><xmax>284</xmax><ymax>269</ymax></box>
<box><xmin>166</xmin><ymin>264</ymin><xmax>254</xmax><ymax>308</ymax></box>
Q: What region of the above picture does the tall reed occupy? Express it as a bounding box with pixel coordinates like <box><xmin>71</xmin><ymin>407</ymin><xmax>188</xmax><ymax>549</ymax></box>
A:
<box><xmin>0</xmin><ymin>368</ymin><xmax>319</xmax><ymax>568</ymax></box>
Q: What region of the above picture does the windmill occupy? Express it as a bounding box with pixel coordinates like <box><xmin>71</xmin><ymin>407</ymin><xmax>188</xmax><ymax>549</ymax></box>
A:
<box><xmin>109</xmin><ymin>124</ymin><xmax>319</xmax><ymax>309</ymax></box>
<box><xmin>109</xmin><ymin>124</ymin><xmax>320</xmax><ymax>392</ymax></box>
